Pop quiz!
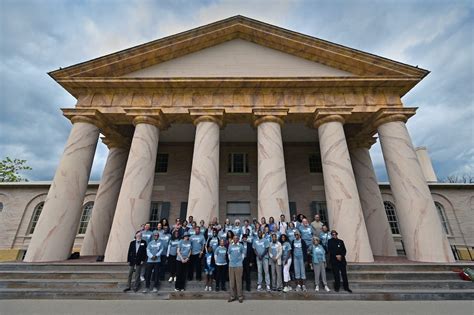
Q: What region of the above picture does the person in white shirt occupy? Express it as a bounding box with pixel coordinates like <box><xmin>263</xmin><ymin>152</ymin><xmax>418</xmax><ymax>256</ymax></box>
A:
<box><xmin>268</xmin><ymin>233</ymin><xmax>283</xmax><ymax>291</ymax></box>
<box><xmin>278</xmin><ymin>214</ymin><xmax>288</xmax><ymax>235</ymax></box>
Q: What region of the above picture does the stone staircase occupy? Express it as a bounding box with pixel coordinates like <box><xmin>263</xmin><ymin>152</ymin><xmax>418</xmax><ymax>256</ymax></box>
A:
<box><xmin>0</xmin><ymin>261</ymin><xmax>472</xmax><ymax>300</ymax></box>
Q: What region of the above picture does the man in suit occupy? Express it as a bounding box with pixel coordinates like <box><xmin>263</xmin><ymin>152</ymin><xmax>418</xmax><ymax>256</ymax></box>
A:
<box><xmin>327</xmin><ymin>230</ymin><xmax>352</xmax><ymax>293</ymax></box>
<box><xmin>241</xmin><ymin>234</ymin><xmax>254</xmax><ymax>292</ymax></box>
<box><xmin>123</xmin><ymin>231</ymin><xmax>148</xmax><ymax>292</ymax></box>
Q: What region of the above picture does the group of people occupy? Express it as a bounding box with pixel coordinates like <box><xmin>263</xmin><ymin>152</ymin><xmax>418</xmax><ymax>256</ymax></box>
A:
<box><xmin>124</xmin><ymin>213</ymin><xmax>352</xmax><ymax>303</ymax></box>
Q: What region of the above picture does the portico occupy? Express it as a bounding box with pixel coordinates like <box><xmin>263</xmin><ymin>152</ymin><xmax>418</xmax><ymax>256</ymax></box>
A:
<box><xmin>23</xmin><ymin>16</ymin><xmax>454</xmax><ymax>264</ymax></box>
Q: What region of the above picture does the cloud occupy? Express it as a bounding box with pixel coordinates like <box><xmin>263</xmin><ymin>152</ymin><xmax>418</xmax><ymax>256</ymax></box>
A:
<box><xmin>0</xmin><ymin>0</ymin><xmax>472</xmax><ymax>183</ymax></box>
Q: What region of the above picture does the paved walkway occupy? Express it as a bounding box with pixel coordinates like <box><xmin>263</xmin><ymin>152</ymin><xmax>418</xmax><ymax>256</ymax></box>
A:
<box><xmin>0</xmin><ymin>299</ymin><xmax>473</xmax><ymax>315</ymax></box>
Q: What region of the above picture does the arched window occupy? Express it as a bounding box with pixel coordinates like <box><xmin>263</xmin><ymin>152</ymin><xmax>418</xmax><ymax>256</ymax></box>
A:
<box><xmin>77</xmin><ymin>202</ymin><xmax>94</xmax><ymax>235</ymax></box>
<box><xmin>435</xmin><ymin>202</ymin><xmax>452</xmax><ymax>235</ymax></box>
<box><xmin>29</xmin><ymin>202</ymin><xmax>44</xmax><ymax>235</ymax></box>
<box><xmin>384</xmin><ymin>201</ymin><xmax>400</xmax><ymax>235</ymax></box>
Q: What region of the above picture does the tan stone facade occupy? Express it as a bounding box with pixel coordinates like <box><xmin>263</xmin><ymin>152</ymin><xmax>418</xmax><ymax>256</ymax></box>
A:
<box><xmin>2</xmin><ymin>16</ymin><xmax>470</xmax><ymax>263</ymax></box>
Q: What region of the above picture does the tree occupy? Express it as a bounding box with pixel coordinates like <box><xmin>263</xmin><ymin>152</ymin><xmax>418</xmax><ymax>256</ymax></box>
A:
<box><xmin>442</xmin><ymin>173</ymin><xmax>474</xmax><ymax>183</ymax></box>
<box><xmin>0</xmin><ymin>157</ymin><xmax>32</xmax><ymax>182</ymax></box>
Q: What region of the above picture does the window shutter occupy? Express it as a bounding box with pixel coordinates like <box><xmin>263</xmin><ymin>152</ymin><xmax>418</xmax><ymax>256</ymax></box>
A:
<box><xmin>310</xmin><ymin>201</ymin><xmax>318</xmax><ymax>218</ymax></box>
<box><xmin>289</xmin><ymin>202</ymin><xmax>297</xmax><ymax>217</ymax></box>
<box><xmin>180</xmin><ymin>202</ymin><xmax>188</xmax><ymax>221</ymax></box>
<box><xmin>161</xmin><ymin>202</ymin><xmax>171</xmax><ymax>220</ymax></box>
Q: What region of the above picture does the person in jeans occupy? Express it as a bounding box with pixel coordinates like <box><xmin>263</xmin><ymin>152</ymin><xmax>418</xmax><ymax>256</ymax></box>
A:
<box><xmin>214</xmin><ymin>239</ymin><xmax>228</xmax><ymax>291</ymax></box>
<box><xmin>124</xmin><ymin>231</ymin><xmax>147</xmax><ymax>292</ymax></box>
<box><xmin>227</xmin><ymin>235</ymin><xmax>244</xmax><ymax>303</ymax></box>
<box><xmin>253</xmin><ymin>230</ymin><xmax>271</xmax><ymax>291</ymax></box>
<box><xmin>310</xmin><ymin>237</ymin><xmax>330</xmax><ymax>292</ymax></box>
<box><xmin>175</xmin><ymin>233</ymin><xmax>191</xmax><ymax>291</ymax></box>
<box><xmin>291</xmin><ymin>230</ymin><xmax>308</xmax><ymax>292</ymax></box>
<box><xmin>167</xmin><ymin>230</ymin><xmax>180</xmax><ymax>283</ymax></box>
<box><xmin>269</xmin><ymin>233</ymin><xmax>283</xmax><ymax>291</ymax></box>
<box><xmin>143</xmin><ymin>231</ymin><xmax>163</xmax><ymax>293</ymax></box>
<box><xmin>280</xmin><ymin>234</ymin><xmax>292</xmax><ymax>292</ymax></box>
<box><xmin>204</xmin><ymin>245</ymin><xmax>216</xmax><ymax>291</ymax></box>
<box><xmin>188</xmin><ymin>226</ymin><xmax>205</xmax><ymax>281</ymax></box>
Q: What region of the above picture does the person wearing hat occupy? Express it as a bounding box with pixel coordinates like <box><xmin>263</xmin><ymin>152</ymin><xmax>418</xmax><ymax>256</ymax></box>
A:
<box><xmin>327</xmin><ymin>230</ymin><xmax>352</xmax><ymax>293</ymax></box>
<box><xmin>175</xmin><ymin>232</ymin><xmax>192</xmax><ymax>291</ymax></box>
<box><xmin>143</xmin><ymin>231</ymin><xmax>163</xmax><ymax>293</ymax></box>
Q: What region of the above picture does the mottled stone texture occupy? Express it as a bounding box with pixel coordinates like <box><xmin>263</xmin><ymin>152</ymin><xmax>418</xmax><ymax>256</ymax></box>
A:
<box><xmin>318</xmin><ymin>121</ymin><xmax>374</xmax><ymax>262</ymax></box>
<box><xmin>81</xmin><ymin>147</ymin><xmax>128</xmax><ymax>256</ymax></box>
<box><xmin>24</xmin><ymin>122</ymin><xmax>99</xmax><ymax>262</ymax></box>
<box><xmin>378</xmin><ymin>121</ymin><xmax>455</xmax><ymax>262</ymax></box>
<box><xmin>350</xmin><ymin>147</ymin><xmax>397</xmax><ymax>256</ymax></box>
<box><xmin>257</xmin><ymin>122</ymin><xmax>290</xmax><ymax>220</ymax></box>
<box><xmin>104</xmin><ymin>123</ymin><xmax>159</xmax><ymax>262</ymax></box>
<box><xmin>187</xmin><ymin>121</ymin><xmax>220</xmax><ymax>224</ymax></box>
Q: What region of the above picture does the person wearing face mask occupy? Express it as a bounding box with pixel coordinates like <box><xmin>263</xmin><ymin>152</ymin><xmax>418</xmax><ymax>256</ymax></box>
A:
<box><xmin>292</xmin><ymin>230</ymin><xmax>308</xmax><ymax>292</ymax></box>
<box><xmin>143</xmin><ymin>231</ymin><xmax>163</xmax><ymax>293</ymax></box>
<box><xmin>269</xmin><ymin>233</ymin><xmax>283</xmax><ymax>291</ymax></box>
<box><xmin>253</xmin><ymin>230</ymin><xmax>271</xmax><ymax>292</ymax></box>
<box><xmin>227</xmin><ymin>235</ymin><xmax>245</xmax><ymax>303</ymax></box>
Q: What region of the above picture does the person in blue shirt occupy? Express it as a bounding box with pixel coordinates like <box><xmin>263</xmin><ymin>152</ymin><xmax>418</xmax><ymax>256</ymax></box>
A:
<box><xmin>310</xmin><ymin>237</ymin><xmax>330</xmax><ymax>292</ymax></box>
<box><xmin>232</xmin><ymin>219</ymin><xmax>242</xmax><ymax>238</ymax></box>
<box><xmin>158</xmin><ymin>229</ymin><xmax>171</xmax><ymax>281</ymax></box>
<box><xmin>167</xmin><ymin>230</ymin><xmax>180</xmax><ymax>283</ymax></box>
<box><xmin>140</xmin><ymin>223</ymin><xmax>153</xmax><ymax>281</ymax></box>
<box><xmin>188</xmin><ymin>226</ymin><xmax>205</xmax><ymax>281</ymax></box>
<box><xmin>263</xmin><ymin>225</ymin><xmax>272</xmax><ymax>243</ymax></box>
<box><xmin>206</xmin><ymin>229</ymin><xmax>219</xmax><ymax>252</ymax></box>
<box><xmin>143</xmin><ymin>231</ymin><xmax>163</xmax><ymax>293</ymax></box>
<box><xmin>227</xmin><ymin>235</ymin><xmax>244</xmax><ymax>303</ymax></box>
<box><xmin>175</xmin><ymin>233</ymin><xmax>191</xmax><ymax>291</ymax></box>
<box><xmin>287</xmin><ymin>221</ymin><xmax>297</xmax><ymax>242</ymax></box>
<box><xmin>292</xmin><ymin>230</ymin><xmax>308</xmax><ymax>292</ymax></box>
<box><xmin>268</xmin><ymin>216</ymin><xmax>276</xmax><ymax>232</ymax></box>
<box><xmin>280</xmin><ymin>234</ymin><xmax>292</xmax><ymax>292</ymax></box>
<box><xmin>218</xmin><ymin>228</ymin><xmax>227</xmax><ymax>242</ymax></box>
<box><xmin>204</xmin><ymin>245</ymin><xmax>216</xmax><ymax>291</ymax></box>
<box><xmin>298</xmin><ymin>218</ymin><xmax>313</xmax><ymax>248</ymax></box>
<box><xmin>214</xmin><ymin>239</ymin><xmax>228</xmax><ymax>291</ymax></box>
<box><xmin>223</xmin><ymin>218</ymin><xmax>233</xmax><ymax>232</ymax></box>
<box><xmin>253</xmin><ymin>230</ymin><xmax>271</xmax><ymax>291</ymax></box>
<box><xmin>319</xmin><ymin>225</ymin><xmax>331</xmax><ymax>251</ymax></box>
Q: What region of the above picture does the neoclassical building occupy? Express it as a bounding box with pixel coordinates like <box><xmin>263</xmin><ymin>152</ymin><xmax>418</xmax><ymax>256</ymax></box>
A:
<box><xmin>0</xmin><ymin>16</ymin><xmax>472</xmax><ymax>264</ymax></box>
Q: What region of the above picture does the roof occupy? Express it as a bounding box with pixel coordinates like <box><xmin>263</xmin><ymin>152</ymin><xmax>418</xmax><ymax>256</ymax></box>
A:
<box><xmin>49</xmin><ymin>15</ymin><xmax>429</xmax><ymax>96</ymax></box>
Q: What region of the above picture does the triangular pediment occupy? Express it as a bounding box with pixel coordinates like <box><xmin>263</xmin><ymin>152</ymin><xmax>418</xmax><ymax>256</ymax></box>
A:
<box><xmin>123</xmin><ymin>39</ymin><xmax>353</xmax><ymax>78</ymax></box>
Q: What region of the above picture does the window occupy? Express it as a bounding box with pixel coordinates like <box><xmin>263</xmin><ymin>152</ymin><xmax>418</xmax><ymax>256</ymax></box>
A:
<box><xmin>435</xmin><ymin>202</ymin><xmax>452</xmax><ymax>235</ymax></box>
<box><xmin>384</xmin><ymin>201</ymin><xmax>400</xmax><ymax>235</ymax></box>
<box><xmin>28</xmin><ymin>202</ymin><xmax>44</xmax><ymax>235</ymax></box>
<box><xmin>155</xmin><ymin>154</ymin><xmax>169</xmax><ymax>173</ymax></box>
<box><xmin>149</xmin><ymin>201</ymin><xmax>171</xmax><ymax>228</ymax></box>
<box><xmin>310</xmin><ymin>201</ymin><xmax>328</xmax><ymax>225</ymax></box>
<box><xmin>227</xmin><ymin>201</ymin><xmax>251</xmax><ymax>222</ymax></box>
<box><xmin>77</xmin><ymin>202</ymin><xmax>94</xmax><ymax>235</ymax></box>
<box><xmin>309</xmin><ymin>154</ymin><xmax>322</xmax><ymax>173</ymax></box>
<box><xmin>228</xmin><ymin>153</ymin><xmax>249</xmax><ymax>173</ymax></box>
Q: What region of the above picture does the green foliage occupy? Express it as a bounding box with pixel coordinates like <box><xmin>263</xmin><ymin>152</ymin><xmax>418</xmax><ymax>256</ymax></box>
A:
<box><xmin>0</xmin><ymin>157</ymin><xmax>32</xmax><ymax>182</ymax></box>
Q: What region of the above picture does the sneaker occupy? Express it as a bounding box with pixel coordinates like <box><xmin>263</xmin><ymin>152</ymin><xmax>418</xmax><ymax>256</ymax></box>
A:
<box><xmin>174</xmin><ymin>288</ymin><xmax>179</xmax><ymax>292</ymax></box>
<box><xmin>345</xmin><ymin>288</ymin><xmax>353</xmax><ymax>293</ymax></box>
<box><xmin>287</xmin><ymin>286</ymin><xmax>293</xmax><ymax>291</ymax></box>
<box><xmin>204</xmin><ymin>286</ymin><xmax>208</xmax><ymax>291</ymax></box>
<box><xmin>266</xmin><ymin>285</ymin><xmax>271</xmax><ymax>292</ymax></box>
<box><xmin>257</xmin><ymin>285</ymin><xmax>262</xmax><ymax>291</ymax></box>
<box><xmin>168</xmin><ymin>277</ymin><xmax>173</xmax><ymax>283</ymax></box>
<box><xmin>282</xmin><ymin>286</ymin><xmax>289</xmax><ymax>293</ymax></box>
<box><xmin>142</xmin><ymin>288</ymin><xmax>148</xmax><ymax>293</ymax></box>
<box><xmin>228</xmin><ymin>297</ymin><xmax>235</xmax><ymax>303</ymax></box>
<box><xmin>315</xmin><ymin>285</ymin><xmax>319</xmax><ymax>292</ymax></box>
<box><xmin>238</xmin><ymin>297</ymin><xmax>243</xmax><ymax>303</ymax></box>
<box><xmin>324</xmin><ymin>285</ymin><xmax>330</xmax><ymax>292</ymax></box>
<box><xmin>140</xmin><ymin>276</ymin><xmax>145</xmax><ymax>281</ymax></box>
<box><xmin>295</xmin><ymin>285</ymin><xmax>301</xmax><ymax>292</ymax></box>
<box><xmin>302</xmin><ymin>285</ymin><xmax>307</xmax><ymax>292</ymax></box>
<box><xmin>152</xmin><ymin>288</ymin><xmax>158</xmax><ymax>293</ymax></box>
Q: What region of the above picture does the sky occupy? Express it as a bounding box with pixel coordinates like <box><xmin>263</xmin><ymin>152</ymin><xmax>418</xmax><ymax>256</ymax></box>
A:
<box><xmin>0</xmin><ymin>0</ymin><xmax>473</xmax><ymax>182</ymax></box>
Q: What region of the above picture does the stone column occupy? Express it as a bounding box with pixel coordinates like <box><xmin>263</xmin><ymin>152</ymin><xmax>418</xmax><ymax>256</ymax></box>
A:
<box><xmin>80</xmin><ymin>138</ymin><xmax>129</xmax><ymax>257</ymax></box>
<box><xmin>186</xmin><ymin>116</ymin><xmax>222</xmax><ymax>224</ymax></box>
<box><xmin>376</xmin><ymin>115</ymin><xmax>454</xmax><ymax>262</ymax></box>
<box><xmin>255</xmin><ymin>116</ymin><xmax>290</xmax><ymax>220</ymax></box>
<box><xmin>24</xmin><ymin>116</ymin><xmax>99</xmax><ymax>262</ymax></box>
<box><xmin>349</xmin><ymin>140</ymin><xmax>397</xmax><ymax>257</ymax></box>
<box><xmin>315</xmin><ymin>114</ymin><xmax>373</xmax><ymax>262</ymax></box>
<box><xmin>104</xmin><ymin>116</ymin><xmax>162</xmax><ymax>262</ymax></box>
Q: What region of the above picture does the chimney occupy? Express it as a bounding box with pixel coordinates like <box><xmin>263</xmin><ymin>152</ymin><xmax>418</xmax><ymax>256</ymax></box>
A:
<box><xmin>415</xmin><ymin>147</ymin><xmax>438</xmax><ymax>182</ymax></box>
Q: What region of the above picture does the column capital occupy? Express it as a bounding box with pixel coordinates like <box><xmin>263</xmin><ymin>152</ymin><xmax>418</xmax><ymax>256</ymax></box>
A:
<box><xmin>125</xmin><ymin>109</ymin><xmax>168</xmax><ymax>129</ymax></box>
<box><xmin>312</xmin><ymin>107</ymin><xmax>352</xmax><ymax>129</ymax></box>
<box><xmin>70</xmin><ymin>115</ymin><xmax>97</xmax><ymax>125</ymax></box>
<box><xmin>101</xmin><ymin>136</ymin><xmax>130</xmax><ymax>150</ymax></box>
<box><xmin>189</xmin><ymin>108</ymin><xmax>225</xmax><ymax>127</ymax></box>
<box><xmin>347</xmin><ymin>136</ymin><xmax>377</xmax><ymax>150</ymax></box>
<box><xmin>252</xmin><ymin>108</ymin><xmax>288</xmax><ymax>127</ymax></box>
<box><xmin>372</xmin><ymin>108</ymin><xmax>417</xmax><ymax>129</ymax></box>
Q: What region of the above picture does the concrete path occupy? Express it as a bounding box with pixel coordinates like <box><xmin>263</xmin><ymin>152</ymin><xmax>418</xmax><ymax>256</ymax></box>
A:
<box><xmin>0</xmin><ymin>299</ymin><xmax>473</xmax><ymax>315</ymax></box>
